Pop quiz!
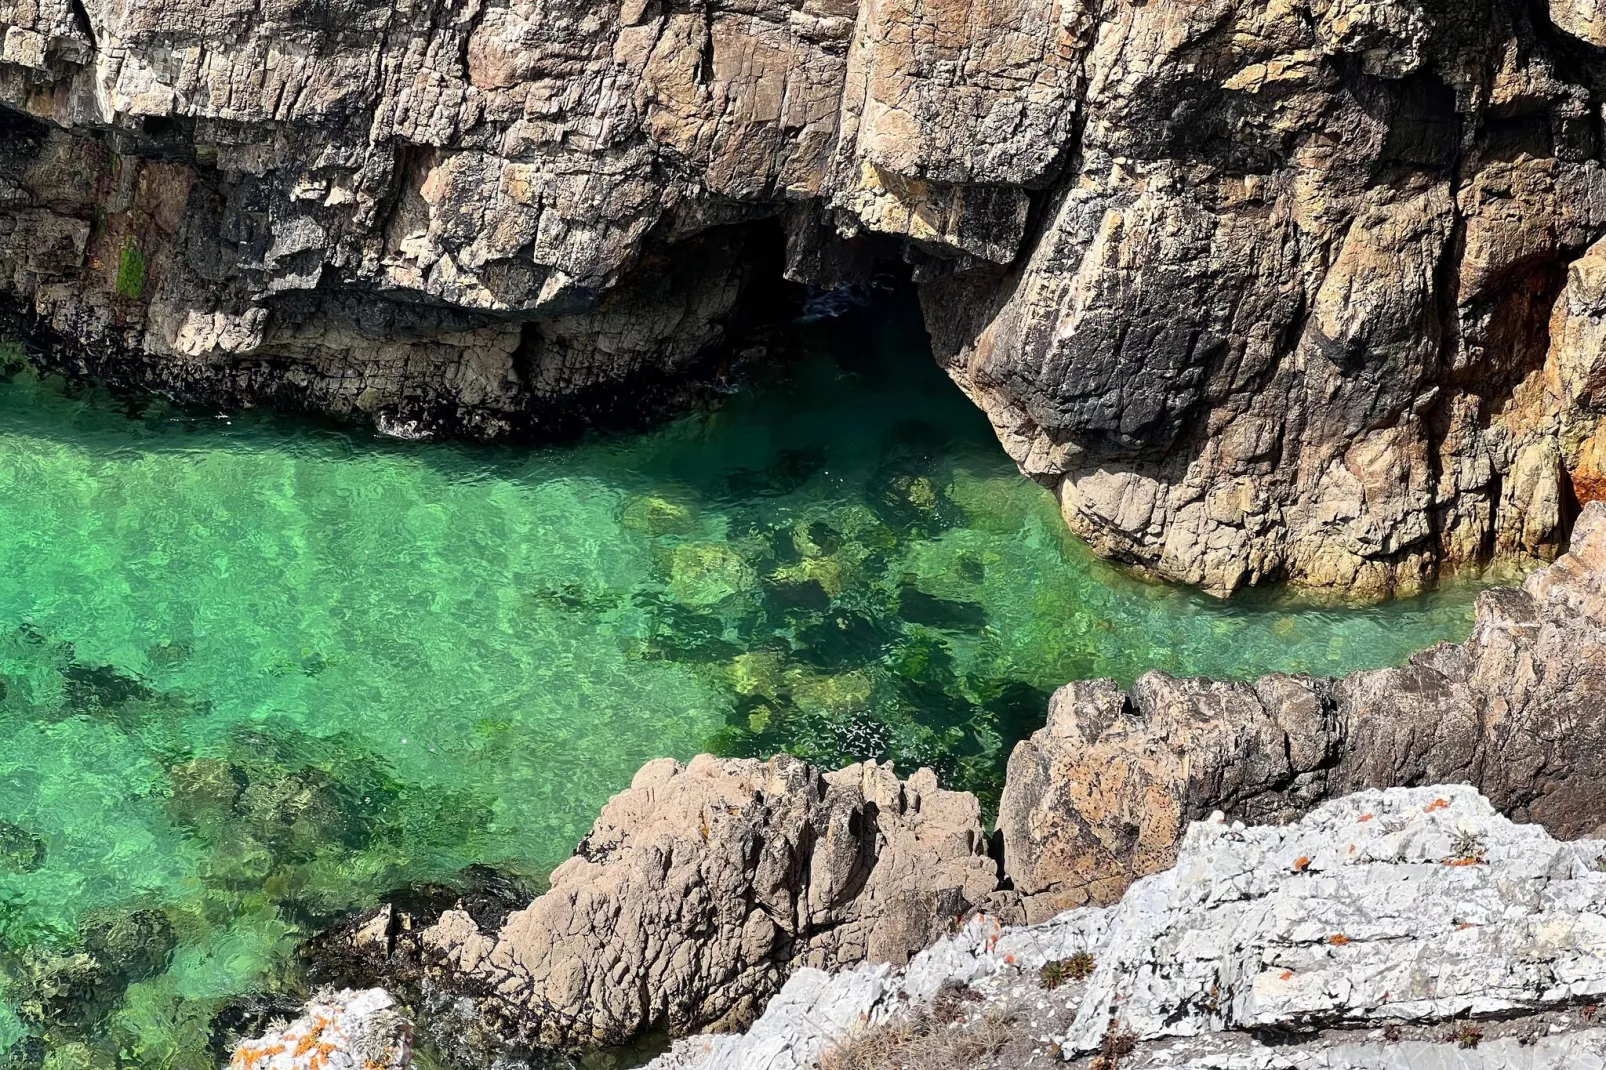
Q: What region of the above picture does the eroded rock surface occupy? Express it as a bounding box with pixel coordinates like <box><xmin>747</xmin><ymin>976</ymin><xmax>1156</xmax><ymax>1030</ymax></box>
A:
<box><xmin>929</xmin><ymin>0</ymin><xmax>1606</xmax><ymax>594</ymax></box>
<box><xmin>321</xmin><ymin>754</ymin><xmax>1012</xmax><ymax>1054</ymax></box>
<box><xmin>0</xmin><ymin>0</ymin><xmax>1072</xmax><ymax>437</ymax></box>
<box><xmin>1000</xmin><ymin>500</ymin><xmax>1606</xmax><ymax>920</ymax></box>
<box><xmin>1063</xmin><ymin>784</ymin><xmax>1606</xmax><ymax>1051</ymax></box>
<box><xmin>0</xmin><ymin>0</ymin><xmax>1605</xmax><ymax>587</ymax></box>
<box><xmin>652</xmin><ymin>786</ymin><xmax>1606</xmax><ymax>1070</ymax></box>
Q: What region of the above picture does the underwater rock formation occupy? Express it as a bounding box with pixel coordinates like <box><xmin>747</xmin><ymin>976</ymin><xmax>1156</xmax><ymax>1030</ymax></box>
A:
<box><xmin>314</xmin><ymin>754</ymin><xmax>1011</xmax><ymax>1055</ymax></box>
<box><xmin>651</xmin><ymin>784</ymin><xmax>1606</xmax><ymax>1070</ymax></box>
<box><xmin>1000</xmin><ymin>500</ymin><xmax>1606</xmax><ymax>920</ymax></box>
<box><xmin>0</xmin><ymin>0</ymin><xmax>1605</xmax><ymax>587</ymax></box>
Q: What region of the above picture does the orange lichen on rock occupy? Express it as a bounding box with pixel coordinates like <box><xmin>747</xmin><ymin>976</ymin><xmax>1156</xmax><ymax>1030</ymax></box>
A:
<box><xmin>1425</xmin><ymin>798</ymin><xmax>1451</xmax><ymax>813</ymax></box>
<box><xmin>1569</xmin><ymin>425</ymin><xmax>1606</xmax><ymax>506</ymax></box>
<box><xmin>229</xmin><ymin>989</ymin><xmax>409</xmax><ymax>1070</ymax></box>
<box><xmin>1292</xmin><ymin>856</ymin><xmax>1310</xmax><ymax>872</ymax></box>
<box><xmin>1328</xmin><ymin>934</ymin><xmax>1351</xmax><ymax>946</ymax></box>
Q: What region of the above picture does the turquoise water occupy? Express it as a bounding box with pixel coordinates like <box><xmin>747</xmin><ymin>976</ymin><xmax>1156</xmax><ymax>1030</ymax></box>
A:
<box><xmin>0</xmin><ymin>302</ymin><xmax>1487</xmax><ymax>1065</ymax></box>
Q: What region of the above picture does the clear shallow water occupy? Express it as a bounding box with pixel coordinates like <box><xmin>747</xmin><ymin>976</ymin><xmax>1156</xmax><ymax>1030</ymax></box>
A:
<box><xmin>0</xmin><ymin>303</ymin><xmax>1487</xmax><ymax>1065</ymax></box>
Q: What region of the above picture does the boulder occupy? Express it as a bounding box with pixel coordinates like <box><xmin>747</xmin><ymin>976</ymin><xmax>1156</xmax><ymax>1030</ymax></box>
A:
<box><xmin>324</xmin><ymin>754</ymin><xmax>1012</xmax><ymax>1053</ymax></box>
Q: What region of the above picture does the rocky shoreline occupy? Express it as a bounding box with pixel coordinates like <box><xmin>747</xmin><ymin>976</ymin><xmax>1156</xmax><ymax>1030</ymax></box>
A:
<box><xmin>240</xmin><ymin>501</ymin><xmax>1606</xmax><ymax>1066</ymax></box>
<box><xmin>650</xmin><ymin>783</ymin><xmax>1606</xmax><ymax>1070</ymax></box>
<box><xmin>2</xmin><ymin>0</ymin><xmax>1606</xmax><ymax>593</ymax></box>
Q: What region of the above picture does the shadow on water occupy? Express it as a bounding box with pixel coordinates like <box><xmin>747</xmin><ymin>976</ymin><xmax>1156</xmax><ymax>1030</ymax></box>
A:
<box><xmin>0</xmin><ymin>288</ymin><xmax>1497</xmax><ymax>1065</ymax></box>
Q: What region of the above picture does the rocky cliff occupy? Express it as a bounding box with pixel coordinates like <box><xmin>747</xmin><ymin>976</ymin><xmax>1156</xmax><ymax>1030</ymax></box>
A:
<box><xmin>308</xmin><ymin>755</ymin><xmax>1015</xmax><ymax>1056</ymax></box>
<box><xmin>256</xmin><ymin>785</ymin><xmax>1606</xmax><ymax>1069</ymax></box>
<box><xmin>1</xmin><ymin>0</ymin><xmax>1605</xmax><ymax>589</ymax></box>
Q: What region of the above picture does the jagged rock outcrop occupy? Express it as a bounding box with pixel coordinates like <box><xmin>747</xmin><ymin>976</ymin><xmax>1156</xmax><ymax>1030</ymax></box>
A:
<box><xmin>999</xmin><ymin>500</ymin><xmax>1606</xmax><ymax>921</ymax></box>
<box><xmin>230</xmin><ymin>988</ymin><xmax>411</xmax><ymax>1070</ymax></box>
<box><xmin>318</xmin><ymin>754</ymin><xmax>1012</xmax><ymax>1055</ymax></box>
<box><xmin>0</xmin><ymin>0</ymin><xmax>1605</xmax><ymax>589</ymax></box>
<box><xmin>928</xmin><ymin>0</ymin><xmax>1606</xmax><ymax>594</ymax></box>
<box><xmin>651</xmin><ymin>785</ymin><xmax>1606</xmax><ymax>1070</ymax></box>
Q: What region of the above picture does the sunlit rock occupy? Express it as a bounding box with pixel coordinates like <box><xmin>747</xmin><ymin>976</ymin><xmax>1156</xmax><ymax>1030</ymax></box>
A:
<box><xmin>229</xmin><ymin>988</ymin><xmax>411</xmax><ymax>1070</ymax></box>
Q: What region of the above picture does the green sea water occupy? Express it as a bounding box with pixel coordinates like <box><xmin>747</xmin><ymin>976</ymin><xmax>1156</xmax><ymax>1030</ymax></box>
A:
<box><xmin>0</xmin><ymin>301</ymin><xmax>1488</xmax><ymax>1065</ymax></box>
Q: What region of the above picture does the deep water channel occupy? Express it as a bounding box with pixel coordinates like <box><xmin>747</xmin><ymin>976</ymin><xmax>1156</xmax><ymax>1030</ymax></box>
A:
<box><xmin>0</xmin><ymin>301</ymin><xmax>1487</xmax><ymax>1064</ymax></box>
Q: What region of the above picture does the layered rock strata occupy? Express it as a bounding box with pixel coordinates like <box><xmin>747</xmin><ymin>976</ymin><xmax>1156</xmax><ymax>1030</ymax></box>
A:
<box><xmin>651</xmin><ymin>785</ymin><xmax>1606</xmax><ymax>1070</ymax></box>
<box><xmin>2</xmin><ymin>1</ymin><xmax>1606</xmax><ymax>586</ymax></box>
<box><xmin>1000</xmin><ymin>498</ymin><xmax>1606</xmax><ymax>921</ymax></box>
<box><xmin>316</xmin><ymin>754</ymin><xmax>1011</xmax><ymax>1054</ymax></box>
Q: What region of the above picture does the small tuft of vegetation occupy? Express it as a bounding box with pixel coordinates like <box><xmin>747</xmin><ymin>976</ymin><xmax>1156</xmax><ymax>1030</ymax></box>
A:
<box><xmin>1450</xmin><ymin>829</ymin><xmax>1487</xmax><ymax>864</ymax></box>
<box><xmin>1449</xmin><ymin>1022</ymin><xmax>1483</xmax><ymax>1049</ymax></box>
<box><xmin>1039</xmin><ymin>951</ymin><xmax>1095</xmax><ymax>989</ymax></box>
<box><xmin>114</xmin><ymin>242</ymin><xmax>146</xmax><ymax>300</ymax></box>
<box><xmin>1382</xmin><ymin>1024</ymin><xmax>1403</xmax><ymax>1043</ymax></box>
<box><xmin>820</xmin><ymin>1007</ymin><xmax>1017</xmax><ymax>1070</ymax></box>
<box><xmin>1089</xmin><ymin>1021</ymin><xmax>1139</xmax><ymax>1070</ymax></box>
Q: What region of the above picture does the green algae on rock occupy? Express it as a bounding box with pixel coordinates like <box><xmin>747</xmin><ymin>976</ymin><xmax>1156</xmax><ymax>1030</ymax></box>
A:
<box><xmin>0</xmin><ymin>303</ymin><xmax>1491</xmax><ymax>1065</ymax></box>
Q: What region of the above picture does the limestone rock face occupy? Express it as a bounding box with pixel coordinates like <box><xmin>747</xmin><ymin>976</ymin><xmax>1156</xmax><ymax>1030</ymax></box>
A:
<box><xmin>332</xmin><ymin>754</ymin><xmax>1010</xmax><ymax>1053</ymax></box>
<box><xmin>229</xmin><ymin>988</ymin><xmax>411</xmax><ymax>1070</ymax></box>
<box><xmin>648</xmin><ymin>908</ymin><xmax>1111</xmax><ymax>1070</ymax></box>
<box><xmin>999</xmin><ymin>500</ymin><xmax>1606</xmax><ymax>921</ymax></box>
<box><xmin>0</xmin><ymin>0</ymin><xmax>1071</xmax><ymax>437</ymax></box>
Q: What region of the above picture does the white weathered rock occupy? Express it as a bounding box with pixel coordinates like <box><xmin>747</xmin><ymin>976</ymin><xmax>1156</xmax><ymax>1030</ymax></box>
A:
<box><xmin>1127</xmin><ymin>1028</ymin><xmax>1606</xmax><ymax>1069</ymax></box>
<box><xmin>647</xmin><ymin>907</ymin><xmax>1111</xmax><ymax>1069</ymax></box>
<box><xmin>1062</xmin><ymin>785</ymin><xmax>1606</xmax><ymax>1052</ymax></box>
<box><xmin>229</xmin><ymin>988</ymin><xmax>411</xmax><ymax>1070</ymax></box>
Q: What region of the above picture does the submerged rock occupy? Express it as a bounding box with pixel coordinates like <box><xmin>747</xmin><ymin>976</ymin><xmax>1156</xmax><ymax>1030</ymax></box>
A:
<box><xmin>320</xmin><ymin>754</ymin><xmax>1011</xmax><ymax>1055</ymax></box>
<box><xmin>652</xmin><ymin>785</ymin><xmax>1606</xmax><ymax>1070</ymax></box>
<box><xmin>229</xmin><ymin>988</ymin><xmax>411</xmax><ymax>1070</ymax></box>
<box><xmin>1000</xmin><ymin>501</ymin><xmax>1606</xmax><ymax>920</ymax></box>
